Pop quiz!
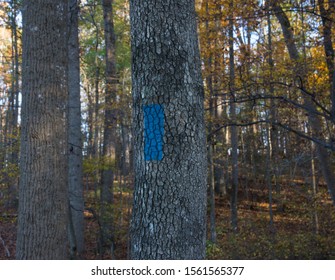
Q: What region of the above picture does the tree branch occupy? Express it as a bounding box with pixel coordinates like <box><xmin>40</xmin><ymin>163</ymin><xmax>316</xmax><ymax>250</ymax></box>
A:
<box><xmin>209</xmin><ymin>119</ymin><xmax>335</xmax><ymax>151</ymax></box>
<box><xmin>0</xmin><ymin>234</ymin><xmax>11</xmax><ymax>258</ymax></box>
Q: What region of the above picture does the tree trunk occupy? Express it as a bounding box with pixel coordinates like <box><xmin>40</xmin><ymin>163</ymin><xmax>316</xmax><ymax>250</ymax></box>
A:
<box><xmin>100</xmin><ymin>0</ymin><xmax>118</xmax><ymax>257</ymax></box>
<box><xmin>9</xmin><ymin>0</ymin><xmax>19</xmax><ymax>158</ymax></box>
<box><xmin>101</xmin><ymin>0</ymin><xmax>117</xmax><ymax>204</ymax></box>
<box><xmin>204</xmin><ymin>0</ymin><xmax>217</xmax><ymax>244</ymax></box>
<box><xmin>16</xmin><ymin>0</ymin><xmax>69</xmax><ymax>259</ymax></box>
<box><xmin>309</xmin><ymin>135</ymin><xmax>320</xmax><ymax>235</ymax></box>
<box><xmin>93</xmin><ymin>55</ymin><xmax>100</xmax><ymax>199</ymax></box>
<box><xmin>267</xmin><ymin>7</ymin><xmax>280</xmax><ymax>194</ymax></box>
<box><xmin>318</xmin><ymin>0</ymin><xmax>335</xmax><ymax>120</ymax></box>
<box><xmin>129</xmin><ymin>0</ymin><xmax>207</xmax><ymax>259</ymax></box>
<box><xmin>4</xmin><ymin>0</ymin><xmax>20</xmax><ymax>208</ymax></box>
<box><xmin>229</xmin><ymin>0</ymin><xmax>238</xmax><ymax>232</ymax></box>
<box><xmin>68</xmin><ymin>0</ymin><xmax>84</xmax><ymax>257</ymax></box>
<box><xmin>265</xmin><ymin>116</ymin><xmax>274</xmax><ymax>231</ymax></box>
<box><xmin>207</xmin><ymin>61</ymin><xmax>217</xmax><ymax>243</ymax></box>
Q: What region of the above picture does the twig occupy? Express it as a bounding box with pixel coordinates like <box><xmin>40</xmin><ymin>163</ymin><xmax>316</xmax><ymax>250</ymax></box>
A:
<box><xmin>0</xmin><ymin>234</ymin><xmax>11</xmax><ymax>258</ymax></box>
<box><xmin>209</xmin><ymin>119</ymin><xmax>335</xmax><ymax>151</ymax></box>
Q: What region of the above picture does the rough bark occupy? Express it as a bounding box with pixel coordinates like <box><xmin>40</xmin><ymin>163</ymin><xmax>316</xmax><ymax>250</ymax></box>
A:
<box><xmin>68</xmin><ymin>0</ymin><xmax>84</xmax><ymax>257</ymax></box>
<box><xmin>16</xmin><ymin>0</ymin><xmax>69</xmax><ymax>259</ymax></box>
<box><xmin>129</xmin><ymin>0</ymin><xmax>207</xmax><ymax>259</ymax></box>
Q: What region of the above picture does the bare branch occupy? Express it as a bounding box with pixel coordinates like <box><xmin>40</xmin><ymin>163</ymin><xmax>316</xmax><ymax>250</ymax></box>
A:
<box><xmin>0</xmin><ymin>234</ymin><xmax>11</xmax><ymax>258</ymax></box>
<box><xmin>209</xmin><ymin>119</ymin><xmax>335</xmax><ymax>151</ymax></box>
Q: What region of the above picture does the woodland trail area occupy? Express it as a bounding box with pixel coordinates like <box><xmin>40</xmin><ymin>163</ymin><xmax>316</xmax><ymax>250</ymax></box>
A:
<box><xmin>1</xmin><ymin>178</ymin><xmax>335</xmax><ymax>260</ymax></box>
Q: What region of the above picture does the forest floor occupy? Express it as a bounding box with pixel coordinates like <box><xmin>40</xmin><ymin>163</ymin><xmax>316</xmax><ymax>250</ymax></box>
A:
<box><xmin>1</xmin><ymin>179</ymin><xmax>335</xmax><ymax>260</ymax></box>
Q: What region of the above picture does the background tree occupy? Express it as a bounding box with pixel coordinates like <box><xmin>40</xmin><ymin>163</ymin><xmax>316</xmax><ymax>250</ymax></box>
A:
<box><xmin>0</xmin><ymin>0</ymin><xmax>21</xmax><ymax>209</ymax></box>
<box><xmin>318</xmin><ymin>0</ymin><xmax>335</xmax><ymax>120</ymax></box>
<box><xmin>228</xmin><ymin>0</ymin><xmax>239</xmax><ymax>232</ymax></box>
<box><xmin>68</xmin><ymin>0</ymin><xmax>84</xmax><ymax>258</ymax></box>
<box><xmin>100</xmin><ymin>0</ymin><xmax>118</xmax><ymax>258</ymax></box>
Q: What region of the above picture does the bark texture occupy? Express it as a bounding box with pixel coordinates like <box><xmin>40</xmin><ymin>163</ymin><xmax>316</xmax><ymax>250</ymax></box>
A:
<box><xmin>68</xmin><ymin>0</ymin><xmax>84</xmax><ymax>257</ymax></box>
<box><xmin>129</xmin><ymin>0</ymin><xmax>207</xmax><ymax>259</ymax></box>
<box><xmin>16</xmin><ymin>0</ymin><xmax>69</xmax><ymax>259</ymax></box>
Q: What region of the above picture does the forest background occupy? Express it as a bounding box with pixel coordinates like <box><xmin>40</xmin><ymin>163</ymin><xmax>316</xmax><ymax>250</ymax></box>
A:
<box><xmin>1</xmin><ymin>0</ymin><xmax>335</xmax><ymax>259</ymax></box>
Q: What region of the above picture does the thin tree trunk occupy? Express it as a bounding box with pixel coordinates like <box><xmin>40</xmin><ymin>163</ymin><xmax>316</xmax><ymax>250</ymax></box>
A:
<box><xmin>68</xmin><ymin>0</ymin><xmax>84</xmax><ymax>257</ymax></box>
<box><xmin>101</xmin><ymin>0</ymin><xmax>117</xmax><ymax>204</ymax></box>
<box><xmin>214</xmin><ymin>9</ymin><xmax>225</xmax><ymax>197</ymax></box>
<box><xmin>318</xmin><ymin>0</ymin><xmax>335</xmax><ymax>120</ymax></box>
<box><xmin>229</xmin><ymin>0</ymin><xmax>238</xmax><ymax>232</ymax></box>
<box><xmin>204</xmin><ymin>0</ymin><xmax>217</xmax><ymax>244</ymax></box>
<box><xmin>265</xmin><ymin>7</ymin><xmax>275</xmax><ymax>233</ymax></box>
<box><xmin>265</xmin><ymin>116</ymin><xmax>275</xmax><ymax>231</ymax></box>
<box><xmin>3</xmin><ymin>0</ymin><xmax>20</xmax><ymax>208</ymax></box>
<box><xmin>310</xmin><ymin>140</ymin><xmax>320</xmax><ymax>235</ymax></box>
<box><xmin>207</xmin><ymin>77</ymin><xmax>217</xmax><ymax>243</ymax></box>
<box><xmin>90</xmin><ymin>10</ymin><xmax>101</xmax><ymax>200</ymax></box>
<box><xmin>100</xmin><ymin>0</ymin><xmax>118</xmax><ymax>257</ymax></box>
<box><xmin>93</xmin><ymin>63</ymin><xmax>100</xmax><ymax>199</ymax></box>
<box><xmin>0</xmin><ymin>106</ymin><xmax>5</xmax><ymax>189</ymax></box>
<box><xmin>208</xmin><ymin>142</ymin><xmax>217</xmax><ymax>243</ymax></box>
<box><xmin>8</xmin><ymin>0</ymin><xmax>19</xmax><ymax>163</ymax></box>
<box><xmin>93</xmin><ymin>14</ymin><xmax>101</xmax><ymax>162</ymax></box>
<box><xmin>267</xmin><ymin>7</ymin><xmax>280</xmax><ymax>194</ymax></box>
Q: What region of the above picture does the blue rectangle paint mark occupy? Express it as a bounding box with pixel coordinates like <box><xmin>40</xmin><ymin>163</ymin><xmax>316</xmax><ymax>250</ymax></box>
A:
<box><xmin>144</xmin><ymin>104</ymin><xmax>164</xmax><ymax>161</ymax></box>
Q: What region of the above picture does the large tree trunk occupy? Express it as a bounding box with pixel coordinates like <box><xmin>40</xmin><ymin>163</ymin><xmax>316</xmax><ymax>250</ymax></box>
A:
<box><xmin>16</xmin><ymin>0</ymin><xmax>69</xmax><ymax>259</ymax></box>
<box><xmin>68</xmin><ymin>0</ymin><xmax>84</xmax><ymax>257</ymax></box>
<box><xmin>129</xmin><ymin>0</ymin><xmax>207</xmax><ymax>259</ymax></box>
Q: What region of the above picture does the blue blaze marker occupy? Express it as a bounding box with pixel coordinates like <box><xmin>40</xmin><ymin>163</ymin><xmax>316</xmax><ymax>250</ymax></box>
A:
<box><xmin>143</xmin><ymin>104</ymin><xmax>164</xmax><ymax>161</ymax></box>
